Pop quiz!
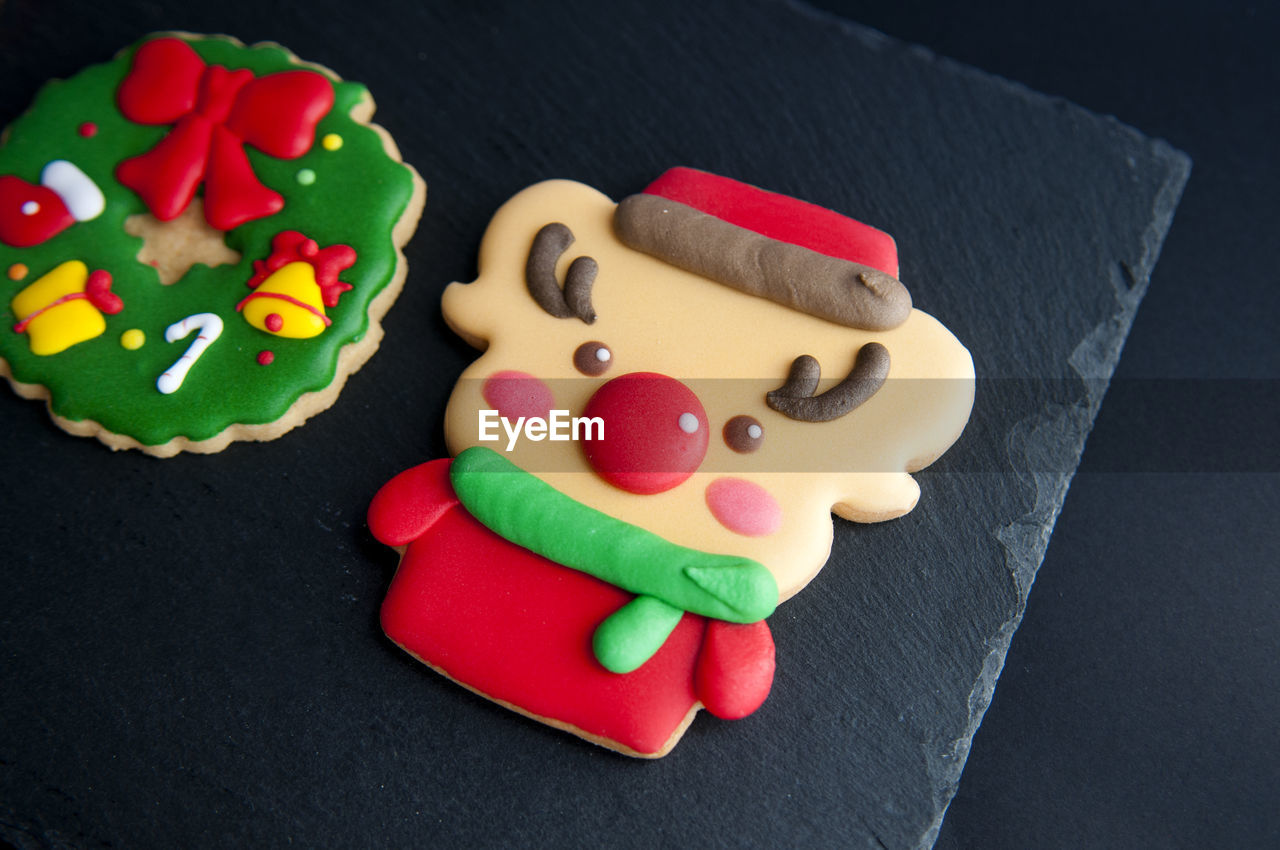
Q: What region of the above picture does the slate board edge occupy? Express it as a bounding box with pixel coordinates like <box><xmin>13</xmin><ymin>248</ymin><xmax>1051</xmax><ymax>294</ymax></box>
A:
<box><xmin>766</xmin><ymin>9</ymin><xmax>1197</xmax><ymax>845</ymax></box>
<box><xmin>775</xmin><ymin>9</ymin><xmax>1199</xmax><ymax>845</ymax></box>
<box><xmin>919</xmin><ymin>143</ymin><xmax>1191</xmax><ymax>848</ymax></box>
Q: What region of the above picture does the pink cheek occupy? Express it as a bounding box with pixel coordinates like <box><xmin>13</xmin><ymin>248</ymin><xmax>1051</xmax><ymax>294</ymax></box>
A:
<box><xmin>481</xmin><ymin>370</ymin><xmax>554</xmax><ymax>421</ymax></box>
<box><xmin>705</xmin><ymin>477</ymin><xmax>782</xmax><ymax>537</ymax></box>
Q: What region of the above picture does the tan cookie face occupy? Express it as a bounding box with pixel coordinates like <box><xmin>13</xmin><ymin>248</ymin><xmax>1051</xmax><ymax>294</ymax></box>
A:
<box><xmin>443</xmin><ymin>179</ymin><xmax>973</xmax><ymax>600</ymax></box>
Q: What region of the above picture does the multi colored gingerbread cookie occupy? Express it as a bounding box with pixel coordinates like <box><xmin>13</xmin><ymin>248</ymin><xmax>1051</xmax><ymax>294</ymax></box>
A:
<box><xmin>0</xmin><ymin>33</ymin><xmax>424</xmax><ymax>456</ymax></box>
<box><xmin>369</xmin><ymin>168</ymin><xmax>974</xmax><ymax>757</ymax></box>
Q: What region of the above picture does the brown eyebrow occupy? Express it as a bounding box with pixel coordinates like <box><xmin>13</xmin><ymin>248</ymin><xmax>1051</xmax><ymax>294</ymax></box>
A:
<box><xmin>765</xmin><ymin>342</ymin><xmax>890</xmax><ymax>422</ymax></box>
<box><xmin>526</xmin><ymin>222</ymin><xmax>598</xmax><ymax>323</ymax></box>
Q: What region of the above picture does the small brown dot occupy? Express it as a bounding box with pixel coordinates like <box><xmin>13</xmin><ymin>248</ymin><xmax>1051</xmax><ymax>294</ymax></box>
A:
<box><xmin>724</xmin><ymin>415</ymin><xmax>765</xmax><ymax>453</ymax></box>
<box><xmin>573</xmin><ymin>341</ymin><xmax>613</xmax><ymax>376</ymax></box>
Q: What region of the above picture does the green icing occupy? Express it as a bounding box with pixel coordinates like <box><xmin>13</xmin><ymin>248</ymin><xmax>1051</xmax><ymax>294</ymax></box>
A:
<box><xmin>592</xmin><ymin>595</ymin><xmax>685</xmax><ymax>674</ymax></box>
<box><xmin>0</xmin><ymin>36</ymin><xmax>418</xmax><ymax>446</ymax></box>
<box><xmin>450</xmin><ymin>446</ymin><xmax>779</xmax><ymax>669</ymax></box>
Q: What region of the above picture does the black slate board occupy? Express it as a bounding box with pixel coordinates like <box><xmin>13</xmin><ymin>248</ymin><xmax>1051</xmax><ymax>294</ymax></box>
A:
<box><xmin>0</xmin><ymin>1</ymin><xmax>1189</xmax><ymax>847</ymax></box>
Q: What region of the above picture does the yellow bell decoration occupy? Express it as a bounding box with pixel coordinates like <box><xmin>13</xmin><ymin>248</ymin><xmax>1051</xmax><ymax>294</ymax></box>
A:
<box><xmin>11</xmin><ymin>260</ymin><xmax>122</xmax><ymax>355</ymax></box>
<box><xmin>236</xmin><ymin>261</ymin><xmax>331</xmax><ymax>339</ymax></box>
<box><xmin>236</xmin><ymin>231</ymin><xmax>355</xmax><ymax>339</ymax></box>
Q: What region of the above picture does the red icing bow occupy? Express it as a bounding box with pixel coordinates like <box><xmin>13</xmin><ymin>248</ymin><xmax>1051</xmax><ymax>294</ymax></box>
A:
<box><xmin>115</xmin><ymin>38</ymin><xmax>334</xmax><ymax>232</ymax></box>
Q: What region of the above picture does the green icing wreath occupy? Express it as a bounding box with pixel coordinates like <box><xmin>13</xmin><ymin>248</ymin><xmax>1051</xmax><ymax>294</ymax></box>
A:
<box><xmin>0</xmin><ymin>34</ymin><xmax>422</xmax><ymax>454</ymax></box>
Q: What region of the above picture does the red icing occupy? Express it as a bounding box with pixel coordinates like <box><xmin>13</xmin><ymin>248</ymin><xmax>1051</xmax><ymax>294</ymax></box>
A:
<box><xmin>369</xmin><ymin>459</ymin><xmax>776</xmax><ymax>755</ymax></box>
<box><xmin>246</xmin><ymin>231</ymin><xmax>355</xmax><ymax>307</ymax></box>
<box><xmin>264</xmin><ymin>313</ymin><xmax>284</xmax><ymax>332</ymax></box>
<box><xmin>643</xmin><ymin>166</ymin><xmax>900</xmax><ymax>277</ymax></box>
<box><xmin>695</xmin><ymin>621</ymin><xmax>775</xmax><ymax>719</ymax></box>
<box><xmin>481</xmin><ymin>371</ymin><xmax>554</xmax><ymax>423</ymax></box>
<box><xmin>77</xmin><ymin>122</ymin><xmax>98</xmax><ymax>138</ymax></box>
<box><xmin>368</xmin><ymin>460</ymin><xmax>461</xmax><ymax>546</ymax></box>
<box><xmin>0</xmin><ymin>176</ymin><xmax>74</xmax><ymax>247</ymax></box>
<box><xmin>256</xmin><ymin>350</ymin><xmax>274</xmax><ymax>365</ymax></box>
<box><xmin>581</xmin><ymin>372</ymin><xmax>709</xmax><ymax>495</ymax></box>
<box><xmin>84</xmin><ymin>270</ymin><xmax>123</xmax><ymax>315</ymax></box>
<box><xmin>225</xmin><ymin>70</ymin><xmax>332</xmax><ymax>158</ymax></box>
<box><xmin>115</xmin><ymin>38</ymin><xmax>334</xmax><ymax>231</ymax></box>
<box><xmin>117</xmin><ymin>37</ymin><xmax>204</xmax><ymax>123</ymax></box>
<box><xmin>201</xmin><ymin>124</ymin><xmax>286</xmax><ymax>228</ymax></box>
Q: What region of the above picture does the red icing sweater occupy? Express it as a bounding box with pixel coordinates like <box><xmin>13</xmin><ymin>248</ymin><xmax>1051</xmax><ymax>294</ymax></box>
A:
<box><xmin>368</xmin><ymin>459</ymin><xmax>775</xmax><ymax>756</ymax></box>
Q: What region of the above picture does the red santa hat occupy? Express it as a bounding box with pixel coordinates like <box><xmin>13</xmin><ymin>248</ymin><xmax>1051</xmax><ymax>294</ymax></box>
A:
<box><xmin>614</xmin><ymin>167</ymin><xmax>911</xmax><ymax>331</ymax></box>
<box><xmin>0</xmin><ymin>159</ymin><xmax>105</xmax><ymax>248</ymax></box>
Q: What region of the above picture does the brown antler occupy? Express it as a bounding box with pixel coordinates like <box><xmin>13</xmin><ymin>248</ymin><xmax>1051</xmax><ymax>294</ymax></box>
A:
<box><xmin>766</xmin><ymin>342</ymin><xmax>890</xmax><ymax>422</ymax></box>
<box><xmin>526</xmin><ymin>222</ymin><xmax>598</xmax><ymax>324</ymax></box>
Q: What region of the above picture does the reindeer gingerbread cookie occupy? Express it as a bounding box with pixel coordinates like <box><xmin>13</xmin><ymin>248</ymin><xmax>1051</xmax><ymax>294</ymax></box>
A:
<box><xmin>0</xmin><ymin>34</ymin><xmax>424</xmax><ymax>455</ymax></box>
<box><xmin>369</xmin><ymin>168</ymin><xmax>974</xmax><ymax>757</ymax></box>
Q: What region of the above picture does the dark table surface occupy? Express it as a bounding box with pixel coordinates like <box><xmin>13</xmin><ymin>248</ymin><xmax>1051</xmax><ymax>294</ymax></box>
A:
<box><xmin>1</xmin><ymin>1</ymin><xmax>1276</xmax><ymax>848</ymax></box>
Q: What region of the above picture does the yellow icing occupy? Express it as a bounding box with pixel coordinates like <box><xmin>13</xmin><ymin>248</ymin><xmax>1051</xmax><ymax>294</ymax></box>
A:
<box><xmin>10</xmin><ymin>260</ymin><xmax>107</xmax><ymax>356</ymax></box>
<box><xmin>322</xmin><ymin>133</ymin><xmax>343</xmax><ymax>151</ymax></box>
<box><xmin>239</xmin><ymin>261</ymin><xmax>328</xmax><ymax>338</ymax></box>
<box><xmin>441</xmin><ymin>180</ymin><xmax>976</xmax><ymax>601</ymax></box>
<box><xmin>120</xmin><ymin>328</ymin><xmax>146</xmax><ymax>350</ymax></box>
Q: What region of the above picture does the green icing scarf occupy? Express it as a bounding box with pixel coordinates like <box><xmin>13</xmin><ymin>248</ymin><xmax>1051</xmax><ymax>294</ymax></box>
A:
<box><xmin>450</xmin><ymin>446</ymin><xmax>779</xmax><ymax>673</ymax></box>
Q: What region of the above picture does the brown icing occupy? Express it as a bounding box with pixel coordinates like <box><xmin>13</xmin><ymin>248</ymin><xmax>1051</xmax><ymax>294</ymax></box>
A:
<box><xmin>723</xmin><ymin>415</ymin><xmax>764</xmax><ymax>453</ymax></box>
<box><xmin>526</xmin><ymin>222</ymin><xmax>597</xmax><ymax>323</ymax></box>
<box><xmin>573</xmin><ymin>340</ymin><xmax>613</xmax><ymax>376</ymax></box>
<box><xmin>613</xmin><ymin>194</ymin><xmax>911</xmax><ymax>331</ymax></box>
<box><xmin>766</xmin><ymin>342</ymin><xmax>890</xmax><ymax>422</ymax></box>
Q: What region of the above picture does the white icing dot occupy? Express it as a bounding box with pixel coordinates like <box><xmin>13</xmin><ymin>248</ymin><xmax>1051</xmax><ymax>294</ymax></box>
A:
<box><xmin>595</xmin><ymin>347</ymin><xmax>611</xmax><ymax>362</ymax></box>
<box><xmin>20</xmin><ymin>201</ymin><xmax>39</xmax><ymax>216</ymax></box>
<box><xmin>678</xmin><ymin>412</ymin><xmax>699</xmax><ymax>434</ymax></box>
<box><xmin>747</xmin><ymin>424</ymin><xmax>763</xmax><ymax>439</ymax></box>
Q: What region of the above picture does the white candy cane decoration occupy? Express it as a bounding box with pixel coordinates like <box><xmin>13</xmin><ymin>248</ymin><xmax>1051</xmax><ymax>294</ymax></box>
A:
<box><xmin>157</xmin><ymin>313</ymin><xmax>223</xmax><ymax>395</ymax></box>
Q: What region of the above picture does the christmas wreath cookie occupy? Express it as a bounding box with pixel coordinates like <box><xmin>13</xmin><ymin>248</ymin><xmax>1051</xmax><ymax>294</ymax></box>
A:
<box><xmin>369</xmin><ymin>169</ymin><xmax>975</xmax><ymax>757</ymax></box>
<box><xmin>0</xmin><ymin>34</ymin><xmax>425</xmax><ymax>456</ymax></box>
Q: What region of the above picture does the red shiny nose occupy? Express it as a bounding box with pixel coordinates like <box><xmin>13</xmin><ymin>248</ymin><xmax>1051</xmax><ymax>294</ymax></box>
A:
<box><xmin>581</xmin><ymin>372</ymin><xmax>709</xmax><ymax>494</ymax></box>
